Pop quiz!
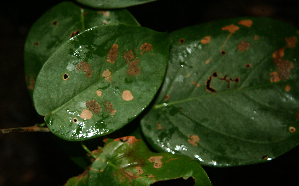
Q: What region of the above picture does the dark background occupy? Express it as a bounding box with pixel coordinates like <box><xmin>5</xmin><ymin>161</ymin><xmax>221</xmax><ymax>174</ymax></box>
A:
<box><xmin>1</xmin><ymin>0</ymin><xmax>299</xmax><ymax>185</ymax></box>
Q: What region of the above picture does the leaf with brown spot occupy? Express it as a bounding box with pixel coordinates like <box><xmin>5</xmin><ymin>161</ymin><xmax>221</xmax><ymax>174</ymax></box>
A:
<box><xmin>107</xmin><ymin>44</ymin><xmax>118</xmax><ymax>64</ymax></box>
<box><xmin>122</xmin><ymin>90</ymin><xmax>134</xmax><ymax>101</ymax></box>
<box><xmin>127</xmin><ymin>59</ymin><xmax>140</xmax><ymax>76</ymax></box>
<box><xmin>238</xmin><ymin>40</ymin><xmax>250</xmax><ymax>52</ymax></box>
<box><xmin>201</xmin><ymin>36</ymin><xmax>211</xmax><ymax>44</ymax></box>
<box><xmin>86</xmin><ymin>100</ymin><xmax>101</xmax><ymax>114</ymax></box>
<box><xmin>238</xmin><ymin>20</ymin><xmax>253</xmax><ymax>27</ymax></box>
<box><xmin>123</xmin><ymin>50</ymin><xmax>135</xmax><ymax>63</ymax></box>
<box><xmin>140</xmin><ymin>43</ymin><xmax>153</xmax><ymax>52</ymax></box>
<box><xmin>77</xmin><ymin>61</ymin><xmax>92</xmax><ymax>78</ymax></box>
<box><xmin>285</xmin><ymin>36</ymin><xmax>297</xmax><ymax>48</ymax></box>
<box><xmin>221</xmin><ymin>24</ymin><xmax>239</xmax><ymax>34</ymax></box>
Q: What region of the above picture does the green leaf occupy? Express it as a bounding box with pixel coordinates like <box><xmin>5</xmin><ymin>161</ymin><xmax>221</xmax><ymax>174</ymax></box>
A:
<box><xmin>65</xmin><ymin>168</ymin><xmax>88</xmax><ymax>186</ymax></box>
<box><xmin>33</xmin><ymin>24</ymin><xmax>170</xmax><ymax>141</ymax></box>
<box><xmin>141</xmin><ymin>17</ymin><xmax>299</xmax><ymax>166</ymax></box>
<box><xmin>24</xmin><ymin>1</ymin><xmax>139</xmax><ymax>99</ymax></box>
<box><xmin>76</xmin><ymin>0</ymin><xmax>156</xmax><ymax>9</ymax></box>
<box><xmin>66</xmin><ymin>136</ymin><xmax>211</xmax><ymax>185</ymax></box>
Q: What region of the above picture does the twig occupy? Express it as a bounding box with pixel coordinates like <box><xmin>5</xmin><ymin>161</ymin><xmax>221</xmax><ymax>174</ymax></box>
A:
<box><xmin>0</xmin><ymin>124</ymin><xmax>50</xmax><ymax>134</ymax></box>
<box><xmin>81</xmin><ymin>141</ymin><xmax>97</xmax><ymax>159</ymax></box>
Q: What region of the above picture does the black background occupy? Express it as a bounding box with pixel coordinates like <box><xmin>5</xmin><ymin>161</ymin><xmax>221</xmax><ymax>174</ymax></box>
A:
<box><xmin>0</xmin><ymin>0</ymin><xmax>299</xmax><ymax>185</ymax></box>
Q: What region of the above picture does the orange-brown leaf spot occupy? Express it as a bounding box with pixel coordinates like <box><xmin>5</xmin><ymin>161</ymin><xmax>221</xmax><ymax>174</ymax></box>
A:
<box><xmin>179</xmin><ymin>38</ymin><xmax>185</xmax><ymax>44</ymax></box>
<box><xmin>122</xmin><ymin>90</ymin><xmax>133</xmax><ymax>101</ymax></box>
<box><xmin>205</xmin><ymin>58</ymin><xmax>212</xmax><ymax>64</ymax></box>
<box><xmin>188</xmin><ymin>135</ymin><xmax>200</xmax><ymax>146</ymax></box>
<box><xmin>105</xmin><ymin>101</ymin><xmax>116</xmax><ymax>115</ymax></box>
<box><xmin>136</xmin><ymin>166</ymin><xmax>144</xmax><ymax>176</ymax></box>
<box><xmin>285</xmin><ymin>85</ymin><xmax>291</xmax><ymax>92</ymax></box>
<box><xmin>272</xmin><ymin>48</ymin><xmax>294</xmax><ymax>80</ymax></box>
<box><xmin>96</xmin><ymin>90</ymin><xmax>102</xmax><ymax>97</ymax></box>
<box><xmin>164</xmin><ymin>94</ymin><xmax>170</xmax><ymax>100</ymax></box>
<box><xmin>140</xmin><ymin>43</ymin><xmax>153</xmax><ymax>52</ymax></box>
<box><xmin>69</xmin><ymin>30</ymin><xmax>80</xmax><ymax>38</ymax></box>
<box><xmin>156</xmin><ymin>123</ymin><xmax>163</xmax><ymax>129</ymax></box>
<box><xmin>102</xmin><ymin>69</ymin><xmax>111</xmax><ymax>77</ymax></box>
<box><xmin>86</xmin><ymin>100</ymin><xmax>101</xmax><ymax>114</ymax></box>
<box><xmin>285</xmin><ymin>36</ymin><xmax>297</xmax><ymax>48</ymax></box>
<box><xmin>123</xmin><ymin>50</ymin><xmax>135</xmax><ymax>64</ymax></box>
<box><xmin>221</xmin><ymin>24</ymin><xmax>239</xmax><ymax>34</ymax></box>
<box><xmin>80</xmin><ymin>109</ymin><xmax>93</xmax><ymax>119</ymax></box>
<box><xmin>127</xmin><ymin>59</ymin><xmax>140</xmax><ymax>76</ymax></box>
<box><xmin>289</xmin><ymin>126</ymin><xmax>296</xmax><ymax>133</ymax></box>
<box><xmin>192</xmin><ymin>81</ymin><xmax>200</xmax><ymax>87</ymax></box>
<box><xmin>254</xmin><ymin>35</ymin><xmax>259</xmax><ymax>40</ymax></box>
<box><xmin>77</xmin><ymin>61</ymin><xmax>92</xmax><ymax>78</ymax></box>
<box><xmin>270</xmin><ymin>71</ymin><xmax>281</xmax><ymax>82</ymax></box>
<box><xmin>52</xmin><ymin>20</ymin><xmax>58</xmax><ymax>26</ymax></box>
<box><xmin>114</xmin><ymin>136</ymin><xmax>140</xmax><ymax>146</ymax></box>
<box><xmin>33</xmin><ymin>42</ymin><xmax>40</xmax><ymax>46</ymax></box>
<box><xmin>238</xmin><ymin>20</ymin><xmax>253</xmax><ymax>27</ymax></box>
<box><xmin>246</xmin><ymin>64</ymin><xmax>251</xmax><ymax>68</ymax></box>
<box><xmin>201</xmin><ymin>36</ymin><xmax>211</xmax><ymax>44</ymax></box>
<box><xmin>272</xmin><ymin>48</ymin><xmax>285</xmax><ymax>59</ymax></box>
<box><xmin>148</xmin><ymin>156</ymin><xmax>163</xmax><ymax>168</ymax></box>
<box><xmin>107</xmin><ymin>44</ymin><xmax>118</xmax><ymax>64</ymax></box>
<box><xmin>238</xmin><ymin>41</ymin><xmax>250</xmax><ymax>52</ymax></box>
<box><xmin>105</xmin><ymin>76</ymin><xmax>111</xmax><ymax>82</ymax></box>
<box><xmin>27</xmin><ymin>77</ymin><xmax>35</xmax><ymax>90</ymax></box>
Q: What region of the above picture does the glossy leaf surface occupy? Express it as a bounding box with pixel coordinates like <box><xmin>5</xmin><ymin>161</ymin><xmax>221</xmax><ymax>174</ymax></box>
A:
<box><xmin>33</xmin><ymin>24</ymin><xmax>170</xmax><ymax>141</ymax></box>
<box><xmin>25</xmin><ymin>1</ymin><xmax>139</xmax><ymax>98</ymax></box>
<box><xmin>76</xmin><ymin>0</ymin><xmax>156</xmax><ymax>9</ymax></box>
<box><xmin>141</xmin><ymin>17</ymin><xmax>299</xmax><ymax>166</ymax></box>
<box><xmin>66</xmin><ymin>136</ymin><xmax>211</xmax><ymax>185</ymax></box>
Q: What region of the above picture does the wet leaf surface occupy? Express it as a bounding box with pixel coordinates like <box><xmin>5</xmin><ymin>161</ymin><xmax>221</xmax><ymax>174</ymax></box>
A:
<box><xmin>33</xmin><ymin>24</ymin><xmax>170</xmax><ymax>141</ymax></box>
<box><xmin>24</xmin><ymin>1</ymin><xmax>139</xmax><ymax>98</ymax></box>
<box><xmin>141</xmin><ymin>17</ymin><xmax>299</xmax><ymax>166</ymax></box>
<box><xmin>76</xmin><ymin>0</ymin><xmax>156</xmax><ymax>9</ymax></box>
<box><xmin>65</xmin><ymin>136</ymin><xmax>211</xmax><ymax>186</ymax></box>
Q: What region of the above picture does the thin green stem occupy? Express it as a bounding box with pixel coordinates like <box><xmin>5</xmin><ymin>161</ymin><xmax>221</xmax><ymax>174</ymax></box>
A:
<box><xmin>81</xmin><ymin>142</ymin><xmax>97</xmax><ymax>159</ymax></box>
<box><xmin>81</xmin><ymin>8</ymin><xmax>85</xmax><ymax>31</ymax></box>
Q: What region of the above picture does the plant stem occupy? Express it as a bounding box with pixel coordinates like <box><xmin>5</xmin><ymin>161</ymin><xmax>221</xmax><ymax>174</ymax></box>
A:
<box><xmin>0</xmin><ymin>124</ymin><xmax>50</xmax><ymax>134</ymax></box>
<box><xmin>81</xmin><ymin>142</ymin><xmax>97</xmax><ymax>159</ymax></box>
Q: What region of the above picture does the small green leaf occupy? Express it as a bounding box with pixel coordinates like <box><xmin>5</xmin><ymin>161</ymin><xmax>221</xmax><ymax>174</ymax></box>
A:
<box><xmin>65</xmin><ymin>136</ymin><xmax>211</xmax><ymax>185</ymax></box>
<box><xmin>65</xmin><ymin>168</ymin><xmax>88</xmax><ymax>186</ymax></box>
<box><xmin>33</xmin><ymin>24</ymin><xmax>170</xmax><ymax>141</ymax></box>
<box><xmin>24</xmin><ymin>1</ymin><xmax>139</xmax><ymax>98</ymax></box>
<box><xmin>76</xmin><ymin>0</ymin><xmax>156</xmax><ymax>9</ymax></box>
<box><xmin>141</xmin><ymin>17</ymin><xmax>299</xmax><ymax>166</ymax></box>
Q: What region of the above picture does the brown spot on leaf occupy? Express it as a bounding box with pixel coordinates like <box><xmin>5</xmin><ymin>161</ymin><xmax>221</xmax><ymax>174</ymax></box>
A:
<box><xmin>80</xmin><ymin>109</ymin><xmax>93</xmax><ymax>119</ymax></box>
<box><xmin>262</xmin><ymin>155</ymin><xmax>268</xmax><ymax>160</ymax></box>
<box><xmin>272</xmin><ymin>48</ymin><xmax>294</xmax><ymax>80</ymax></box>
<box><xmin>221</xmin><ymin>24</ymin><xmax>239</xmax><ymax>34</ymax></box>
<box><xmin>179</xmin><ymin>38</ymin><xmax>185</xmax><ymax>44</ymax></box>
<box><xmin>238</xmin><ymin>20</ymin><xmax>253</xmax><ymax>27</ymax></box>
<box><xmin>127</xmin><ymin>59</ymin><xmax>140</xmax><ymax>76</ymax></box>
<box><xmin>73</xmin><ymin>118</ymin><xmax>78</xmax><ymax>123</ymax></box>
<box><xmin>63</xmin><ymin>73</ymin><xmax>69</xmax><ymax>80</ymax></box>
<box><xmin>122</xmin><ymin>90</ymin><xmax>133</xmax><ymax>101</ymax></box>
<box><xmin>205</xmin><ymin>58</ymin><xmax>212</xmax><ymax>64</ymax></box>
<box><xmin>33</xmin><ymin>42</ymin><xmax>40</xmax><ymax>46</ymax></box>
<box><xmin>136</xmin><ymin>166</ymin><xmax>144</xmax><ymax>176</ymax></box>
<box><xmin>105</xmin><ymin>102</ymin><xmax>116</xmax><ymax>115</ymax></box>
<box><xmin>188</xmin><ymin>135</ymin><xmax>200</xmax><ymax>146</ymax></box>
<box><xmin>270</xmin><ymin>71</ymin><xmax>281</xmax><ymax>82</ymax></box>
<box><xmin>289</xmin><ymin>126</ymin><xmax>296</xmax><ymax>133</ymax></box>
<box><xmin>201</xmin><ymin>36</ymin><xmax>211</xmax><ymax>44</ymax></box>
<box><xmin>285</xmin><ymin>85</ymin><xmax>291</xmax><ymax>92</ymax></box>
<box><xmin>107</xmin><ymin>44</ymin><xmax>118</xmax><ymax>64</ymax></box>
<box><xmin>246</xmin><ymin>64</ymin><xmax>251</xmax><ymax>68</ymax></box>
<box><xmin>27</xmin><ymin>77</ymin><xmax>35</xmax><ymax>90</ymax></box>
<box><xmin>123</xmin><ymin>50</ymin><xmax>135</xmax><ymax>64</ymax></box>
<box><xmin>86</xmin><ymin>100</ymin><xmax>101</xmax><ymax>114</ymax></box>
<box><xmin>148</xmin><ymin>156</ymin><xmax>163</xmax><ymax>168</ymax></box>
<box><xmin>285</xmin><ymin>36</ymin><xmax>297</xmax><ymax>48</ymax></box>
<box><xmin>254</xmin><ymin>35</ymin><xmax>259</xmax><ymax>40</ymax></box>
<box><xmin>140</xmin><ymin>43</ymin><xmax>153</xmax><ymax>52</ymax></box>
<box><xmin>164</xmin><ymin>94</ymin><xmax>170</xmax><ymax>100</ymax></box>
<box><xmin>192</xmin><ymin>81</ymin><xmax>200</xmax><ymax>87</ymax></box>
<box><xmin>219</xmin><ymin>75</ymin><xmax>240</xmax><ymax>89</ymax></box>
<box><xmin>105</xmin><ymin>76</ymin><xmax>111</xmax><ymax>82</ymax></box>
<box><xmin>114</xmin><ymin>136</ymin><xmax>140</xmax><ymax>146</ymax></box>
<box><xmin>238</xmin><ymin>41</ymin><xmax>250</xmax><ymax>52</ymax></box>
<box><xmin>205</xmin><ymin>73</ymin><xmax>217</xmax><ymax>93</ymax></box>
<box><xmin>77</xmin><ymin>61</ymin><xmax>92</xmax><ymax>78</ymax></box>
<box><xmin>102</xmin><ymin>69</ymin><xmax>111</xmax><ymax>77</ymax></box>
<box><xmin>69</xmin><ymin>30</ymin><xmax>80</xmax><ymax>38</ymax></box>
<box><xmin>96</xmin><ymin>90</ymin><xmax>102</xmax><ymax>97</ymax></box>
<box><xmin>220</xmin><ymin>50</ymin><xmax>226</xmax><ymax>55</ymax></box>
<box><xmin>52</xmin><ymin>20</ymin><xmax>58</xmax><ymax>26</ymax></box>
<box><xmin>185</xmin><ymin>73</ymin><xmax>191</xmax><ymax>78</ymax></box>
<box><xmin>156</xmin><ymin>123</ymin><xmax>163</xmax><ymax>129</ymax></box>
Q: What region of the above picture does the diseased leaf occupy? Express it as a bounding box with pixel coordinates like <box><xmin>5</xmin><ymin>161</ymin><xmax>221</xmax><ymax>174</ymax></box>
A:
<box><xmin>65</xmin><ymin>168</ymin><xmax>89</xmax><ymax>186</ymax></box>
<box><xmin>65</xmin><ymin>136</ymin><xmax>211</xmax><ymax>186</ymax></box>
<box><xmin>141</xmin><ymin>17</ymin><xmax>299</xmax><ymax>166</ymax></box>
<box><xmin>76</xmin><ymin>0</ymin><xmax>156</xmax><ymax>9</ymax></box>
<box><xmin>33</xmin><ymin>25</ymin><xmax>170</xmax><ymax>141</ymax></box>
<box><xmin>25</xmin><ymin>1</ymin><xmax>139</xmax><ymax>98</ymax></box>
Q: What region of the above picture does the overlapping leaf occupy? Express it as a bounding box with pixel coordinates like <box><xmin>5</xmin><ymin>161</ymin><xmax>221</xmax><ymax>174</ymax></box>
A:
<box><xmin>76</xmin><ymin>0</ymin><xmax>156</xmax><ymax>9</ymax></box>
<box><xmin>65</xmin><ymin>136</ymin><xmax>211</xmax><ymax>186</ymax></box>
<box><xmin>25</xmin><ymin>1</ymin><xmax>139</xmax><ymax>98</ymax></box>
<box><xmin>141</xmin><ymin>17</ymin><xmax>299</xmax><ymax>166</ymax></box>
<box><xmin>33</xmin><ymin>24</ymin><xmax>170</xmax><ymax>141</ymax></box>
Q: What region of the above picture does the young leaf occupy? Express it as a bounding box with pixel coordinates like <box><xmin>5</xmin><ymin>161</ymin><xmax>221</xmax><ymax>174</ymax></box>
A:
<box><xmin>33</xmin><ymin>24</ymin><xmax>170</xmax><ymax>141</ymax></box>
<box><xmin>141</xmin><ymin>17</ymin><xmax>299</xmax><ymax>166</ymax></box>
<box><xmin>25</xmin><ymin>1</ymin><xmax>139</xmax><ymax>98</ymax></box>
<box><xmin>66</xmin><ymin>136</ymin><xmax>212</xmax><ymax>186</ymax></box>
<box><xmin>76</xmin><ymin>0</ymin><xmax>156</xmax><ymax>9</ymax></box>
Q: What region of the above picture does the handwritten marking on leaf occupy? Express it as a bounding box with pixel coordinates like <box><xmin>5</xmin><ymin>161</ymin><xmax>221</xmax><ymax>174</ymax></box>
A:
<box><xmin>122</xmin><ymin>90</ymin><xmax>133</xmax><ymax>101</ymax></box>
<box><xmin>156</xmin><ymin>123</ymin><xmax>163</xmax><ymax>129</ymax></box>
<box><xmin>188</xmin><ymin>135</ymin><xmax>200</xmax><ymax>146</ymax></box>
<box><xmin>148</xmin><ymin>156</ymin><xmax>163</xmax><ymax>168</ymax></box>
<box><xmin>221</xmin><ymin>24</ymin><xmax>239</xmax><ymax>34</ymax></box>
<box><xmin>77</xmin><ymin>61</ymin><xmax>92</xmax><ymax>78</ymax></box>
<box><xmin>127</xmin><ymin>59</ymin><xmax>140</xmax><ymax>76</ymax></box>
<box><xmin>140</xmin><ymin>43</ymin><xmax>153</xmax><ymax>52</ymax></box>
<box><xmin>105</xmin><ymin>101</ymin><xmax>116</xmax><ymax>115</ymax></box>
<box><xmin>238</xmin><ymin>20</ymin><xmax>253</xmax><ymax>27</ymax></box>
<box><xmin>238</xmin><ymin>41</ymin><xmax>250</xmax><ymax>52</ymax></box>
<box><xmin>285</xmin><ymin>85</ymin><xmax>291</xmax><ymax>92</ymax></box>
<box><xmin>285</xmin><ymin>36</ymin><xmax>297</xmax><ymax>48</ymax></box>
<box><xmin>272</xmin><ymin>48</ymin><xmax>294</xmax><ymax>80</ymax></box>
<box><xmin>80</xmin><ymin>109</ymin><xmax>93</xmax><ymax>119</ymax></box>
<box><xmin>201</xmin><ymin>36</ymin><xmax>211</xmax><ymax>44</ymax></box>
<box><xmin>96</xmin><ymin>90</ymin><xmax>102</xmax><ymax>97</ymax></box>
<box><xmin>289</xmin><ymin>126</ymin><xmax>296</xmax><ymax>133</ymax></box>
<box><xmin>123</xmin><ymin>50</ymin><xmax>135</xmax><ymax>63</ymax></box>
<box><xmin>86</xmin><ymin>100</ymin><xmax>101</xmax><ymax>114</ymax></box>
<box><xmin>107</xmin><ymin>44</ymin><xmax>118</xmax><ymax>64</ymax></box>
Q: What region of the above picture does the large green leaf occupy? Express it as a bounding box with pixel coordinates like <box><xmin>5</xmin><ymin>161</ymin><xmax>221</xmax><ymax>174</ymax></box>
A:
<box><xmin>76</xmin><ymin>0</ymin><xmax>156</xmax><ymax>9</ymax></box>
<box><xmin>141</xmin><ymin>17</ymin><xmax>299</xmax><ymax>166</ymax></box>
<box><xmin>33</xmin><ymin>24</ymin><xmax>170</xmax><ymax>141</ymax></box>
<box><xmin>25</xmin><ymin>1</ymin><xmax>139</xmax><ymax>98</ymax></box>
<box><xmin>65</xmin><ymin>136</ymin><xmax>211</xmax><ymax>185</ymax></box>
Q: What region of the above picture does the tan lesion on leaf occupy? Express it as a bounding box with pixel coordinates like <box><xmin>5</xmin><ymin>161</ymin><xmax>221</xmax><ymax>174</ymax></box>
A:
<box><xmin>96</xmin><ymin>90</ymin><xmax>102</xmax><ymax>97</ymax></box>
<box><xmin>285</xmin><ymin>85</ymin><xmax>291</xmax><ymax>92</ymax></box>
<box><xmin>107</xmin><ymin>44</ymin><xmax>118</xmax><ymax>64</ymax></box>
<box><xmin>80</xmin><ymin>109</ymin><xmax>93</xmax><ymax>119</ymax></box>
<box><xmin>136</xmin><ymin>166</ymin><xmax>144</xmax><ymax>176</ymax></box>
<box><xmin>192</xmin><ymin>81</ymin><xmax>200</xmax><ymax>87</ymax></box>
<box><xmin>289</xmin><ymin>126</ymin><xmax>296</xmax><ymax>133</ymax></box>
<box><xmin>114</xmin><ymin>136</ymin><xmax>140</xmax><ymax>146</ymax></box>
<box><xmin>122</xmin><ymin>90</ymin><xmax>133</xmax><ymax>101</ymax></box>
<box><xmin>201</xmin><ymin>36</ymin><xmax>211</xmax><ymax>44</ymax></box>
<box><xmin>77</xmin><ymin>61</ymin><xmax>92</xmax><ymax>78</ymax></box>
<box><xmin>140</xmin><ymin>43</ymin><xmax>153</xmax><ymax>52</ymax></box>
<box><xmin>188</xmin><ymin>135</ymin><xmax>200</xmax><ymax>146</ymax></box>
<box><xmin>254</xmin><ymin>35</ymin><xmax>259</xmax><ymax>40</ymax></box>
<box><xmin>156</xmin><ymin>123</ymin><xmax>163</xmax><ymax>129</ymax></box>
<box><xmin>238</xmin><ymin>41</ymin><xmax>250</xmax><ymax>52</ymax></box>
<box><xmin>148</xmin><ymin>156</ymin><xmax>163</xmax><ymax>168</ymax></box>
<box><xmin>221</xmin><ymin>24</ymin><xmax>239</xmax><ymax>34</ymax></box>
<box><xmin>272</xmin><ymin>48</ymin><xmax>294</xmax><ymax>81</ymax></box>
<box><xmin>205</xmin><ymin>58</ymin><xmax>212</xmax><ymax>64</ymax></box>
<box><xmin>123</xmin><ymin>50</ymin><xmax>135</xmax><ymax>64</ymax></box>
<box><xmin>238</xmin><ymin>20</ymin><xmax>253</xmax><ymax>27</ymax></box>
<box><xmin>86</xmin><ymin>100</ymin><xmax>101</xmax><ymax>114</ymax></box>
<box><xmin>127</xmin><ymin>59</ymin><xmax>140</xmax><ymax>76</ymax></box>
<box><xmin>164</xmin><ymin>94</ymin><xmax>170</xmax><ymax>101</ymax></box>
<box><xmin>102</xmin><ymin>69</ymin><xmax>111</xmax><ymax>82</ymax></box>
<box><xmin>105</xmin><ymin>101</ymin><xmax>116</xmax><ymax>115</ymax></box>
<box><xmin>285</xmin><ymin>36</ymin><xmax>297</xmax><ymax>48</ymax></box>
